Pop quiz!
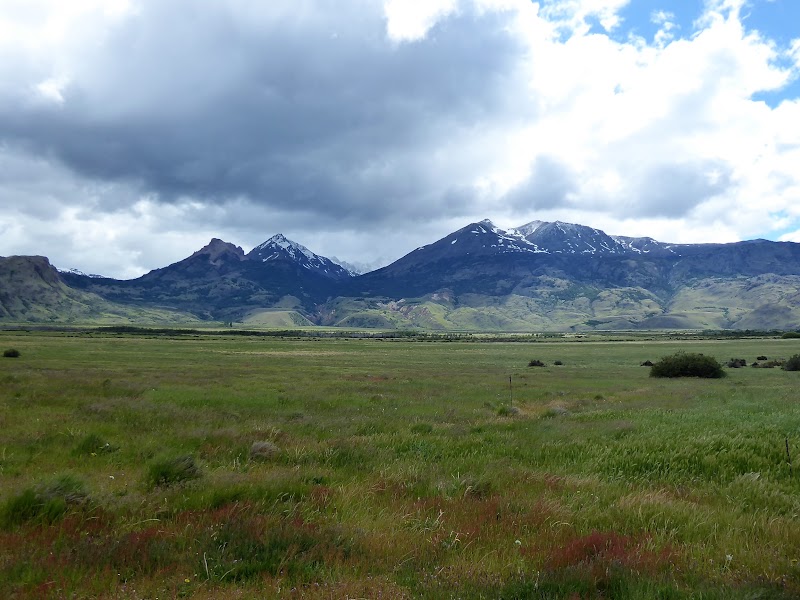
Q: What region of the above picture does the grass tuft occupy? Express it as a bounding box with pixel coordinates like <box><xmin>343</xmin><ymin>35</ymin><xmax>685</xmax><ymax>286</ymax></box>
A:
<box><xmin>496</xmin><ymin>405</ymin><xmax>519</xmax><ymax>417</ymax></box>
<box><xmin>249</xmin><ymin>440</ymin><xmax>281</xmax><ymax>461</ymax></box>
<box><xmin>145</xmin><ymin>455</ymin><xmax>201</xmax><ymax>489</ymax></box>
<box><xmin>1</xmin><ymin>475</ymin><xmax>88</xmax><ymax>528</ymax></box>
<box><xmin>73</xmin><ymin>432</ymin><xmax>117</xmax><ymax>456</ymax></box>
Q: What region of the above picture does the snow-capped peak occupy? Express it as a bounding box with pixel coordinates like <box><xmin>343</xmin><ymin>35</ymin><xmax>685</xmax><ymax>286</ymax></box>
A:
<box><xmin>247</xmin><ymin>234</ymin><xmax>354</xmax><ymax>280</ymax></box>
<box><xmin>253</xmin><ymin>234</ymin><xmax>319</xmax><ymax>263</ymax></box>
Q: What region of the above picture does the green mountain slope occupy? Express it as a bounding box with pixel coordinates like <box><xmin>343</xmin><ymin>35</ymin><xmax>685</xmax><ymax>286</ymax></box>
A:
<box><xmin>0</xmin><ymin>256</ymin><xmax>197</xmax><ymax>324</ymax></box>
<box><xmin>4</xmin><ymin>219</ymin><xmax>800</xmax><ymax>331</ymax></box>
<box><xmin>320</xmin><ymin>274</ymin><xmax>800</xmax><ymax>332</ymax></box>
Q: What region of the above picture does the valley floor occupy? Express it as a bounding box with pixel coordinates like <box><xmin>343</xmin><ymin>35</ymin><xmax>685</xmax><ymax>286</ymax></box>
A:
<box><xmin>1</xmin><ymin>329</ymin><xmax>799</xmax><ymax>598</ymax></box>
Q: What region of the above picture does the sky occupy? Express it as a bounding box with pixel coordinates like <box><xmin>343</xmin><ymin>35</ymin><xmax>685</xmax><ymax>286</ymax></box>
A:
<box><xmin>0</xmin><ymin>0</ymin><xmax>799</xmax><ymax>278</ymax></box>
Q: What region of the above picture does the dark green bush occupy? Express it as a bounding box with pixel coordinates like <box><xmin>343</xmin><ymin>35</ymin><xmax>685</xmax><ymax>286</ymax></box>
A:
<box><xmin>3</xmin><ymin>348</ymin><xmax>20</xmax><ymax>358</ymax></box>
<box><xmin>528</xmin><ymin>359</ymin><xmax>545</xmax><ymax>367</ymax></box>
<box><xmin>650</xmin><ymin>353</ymin><xmax>726</xmax><ymax>379</ymax></box>
<box><xmin>145</xmin><ymin>455</ymin><xmax>201</xmax><ymax>489</ymax></box>
<box><xmin>726</xmin><ymin>358</ymin><xmax>747</xmax><ymax>368</ymax></box>
<box><xmin>781</xmin><ymin>331</ymin><xmax>800</xmax><ymax>339</ymax></box>
<box><xmin>783</xmin><ymin>355</ymin><xmax>800</xmax><ymax>372</ymax></box>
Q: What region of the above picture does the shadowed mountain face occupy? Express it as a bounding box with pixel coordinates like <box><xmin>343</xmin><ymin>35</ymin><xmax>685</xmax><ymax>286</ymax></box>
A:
<box><xmin>348</xmin><ymin>220</ymin><xmax>800</xmax><ymax>294</ymax></box>
<box><xmin>4</xmin><ymin>220</ymin><xmax>800</xmax><ymax>330</ymax></box>
<box><xmin>59</xmin><ymin>236</ymin><xmax>348</xmax><ymax>321</ymax></box>
<box><xmin>334</xmin><ymin>220</ymin><xmax>800</xmax><ymax>330</ymax></box>
<box><xmin>247</xmin><ymin>234</ymin><xmax>354</xmax><ymax>279</ymax></box>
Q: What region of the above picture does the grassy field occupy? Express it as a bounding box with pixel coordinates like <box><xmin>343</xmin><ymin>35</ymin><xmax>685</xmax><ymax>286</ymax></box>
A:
<box><xmin>1</xmin><ymin>330</ymin><xmax>800</xmax><ymax>598</ymax></box>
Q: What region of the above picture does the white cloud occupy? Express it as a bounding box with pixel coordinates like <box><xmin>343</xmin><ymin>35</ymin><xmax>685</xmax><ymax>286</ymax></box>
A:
<box><xmin>383</xmin><ymin>0</ymin><xmax>459</xmax><ymax>42</ymax></box>
<box><xmin>539</xmin><ymin>0</ymin><xmax>631</xmax><ymax>35</ymax></box>
<box><xmin>491</xmin><ymin>0</ymin><xmax>800</xmax><ymax>241</ymax></box>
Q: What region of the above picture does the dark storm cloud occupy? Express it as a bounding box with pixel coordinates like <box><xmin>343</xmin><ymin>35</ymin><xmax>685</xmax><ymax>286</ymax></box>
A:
<box><xmin>624</xmin><ymin>160</ymin><xmax>735</xmax><ymax>218</ymax></box>
<box><xmin>502</xmin><ymin>155</ymin><xmax>578</xmax><ymax>212</ymax></box>
<box><xmin>0</xmin><ymin>1</ymin><xmax>527</xmax><ymax>224</ymax></box>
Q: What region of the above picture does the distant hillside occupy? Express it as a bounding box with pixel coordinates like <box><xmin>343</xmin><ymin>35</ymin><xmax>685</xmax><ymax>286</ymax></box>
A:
<box><xmin>4</xmin><ymin>220</ymin><xmax>800</xmax><ymax>331</ymax></box>
<box><xmin>60</xmin><ymin>237</ymin><xmax>347</xmax><ymax>321</ymax></box>
<box><xmin>0</xmin><ymin>255</ymin><xmax>197</xmax><ymax>324</ymax></box>
<box><xmin>330</xmin><ymin>220</ymin><xmax>800</xmax><ymax>331</ymax></box>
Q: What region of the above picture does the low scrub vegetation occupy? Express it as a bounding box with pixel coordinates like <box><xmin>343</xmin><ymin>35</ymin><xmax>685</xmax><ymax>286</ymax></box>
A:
<box><xmin>2</xmin><ymin>348</ymin><xmax>20</xmax><ymax>358</ymax></box>
<box><xmin>784</xmin><ymin>354</ymin><xmax>800</xmax><ymax>372</ymax></box>
<box><xmin>753</xmin><ymin>358</ymin><xmax>785</xmax><ymax>368</ymax></box>
<box><xmin>650</xmin><ymin>352</ymin><xmax>726</xmax><ymax>378</ymax></box>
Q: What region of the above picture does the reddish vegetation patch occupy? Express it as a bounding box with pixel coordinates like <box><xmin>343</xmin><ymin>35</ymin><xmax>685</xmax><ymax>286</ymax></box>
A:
<box><xmin>545</xmin><ymin>530</ymin><xmax>675</xmax><ymax>577</ymax></box>
<box><xmin>310</xmin><ymin>485</ymin><xmax>333</xmax><ymax>509</ymax></box>
<box><xmin>543</xmin><ymin>474</ymin><xmax>566</xmax><ymax>491</ymax></box>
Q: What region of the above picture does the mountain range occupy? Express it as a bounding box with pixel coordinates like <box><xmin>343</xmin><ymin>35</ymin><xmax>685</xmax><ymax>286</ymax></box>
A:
<box><xmin>2</xmin><ymin>221</ymin><xmax>800</xmax><ymax>331</ymax></box>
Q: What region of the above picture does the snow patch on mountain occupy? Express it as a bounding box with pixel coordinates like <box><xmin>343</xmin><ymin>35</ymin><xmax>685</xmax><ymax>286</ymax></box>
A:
<box><xmin>252</xmin><ymin>234</ymin><xmax>319</xmax><ymax>264</ymax></box>
<box><xmin>329</xmin><ymin>256</ymin><xmax>388</xmax><ymax>275</ymax></box>
<box><xmin>510</xmin><ymin>221</ymin><xmax>546</xmax><ymax>238</ymax></box>
<box><xmin>59</xmin><ymin>267</ymin><xmax>106</xmax><ymax>278</ymax></box>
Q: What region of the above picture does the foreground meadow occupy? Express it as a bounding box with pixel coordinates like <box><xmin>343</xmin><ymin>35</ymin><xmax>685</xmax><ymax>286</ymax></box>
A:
<box><xmin>1</xmin><ymin>330</ymin><xmax>799</xmax><ymax>598</ymax></box>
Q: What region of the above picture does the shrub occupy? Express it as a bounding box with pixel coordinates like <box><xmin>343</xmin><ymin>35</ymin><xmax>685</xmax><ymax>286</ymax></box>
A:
<box><xmin>783</xmin><ymin>355</ymin><xmax>800</xmax><ymax>372</ymax></box>
<box><xmin>782</xmin><ymin>331</ymin><xmax>800</xmax><ymax>339</ymax></box>
<box><xmin>145</xmin><ymin>455</ymin><xmax>200</xmax><ymax>489</ymax></box>
<box><xmin>754</xmin><ymin>359</ymin><xmax>784</xmax><ymax>369</ymax></box>
<box><xmin>726</xmin><ymin>358</ymin><xmax>747</xmax><ymax>368</ymax></box>
<box><xmin>3</xmin><ymin>348</ymin><xmax>20</xmax><ymax>358</ymax></box>
<box><xmin>650</xmin><ymin>353</ymin><xmax>726</xmax><ymax>379</ymax></box>
<box><xmin>553</xmin><ymin>360</ymin><xmax>564</xmax><ymax>366</ymax></box>
<box><xmin>756</xmin><ymin>355</ymin><xmax>768</xmax><ymax>361</ymax></box>
<box><xmin>640</xmin><ymin>360</ymin><xmax>654</xmax><ymax>367</ymax></box>
<box><xmin>528</xmin><ymin>359</ymin><xmax>545</xmax><ymax>367</ymax></box>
